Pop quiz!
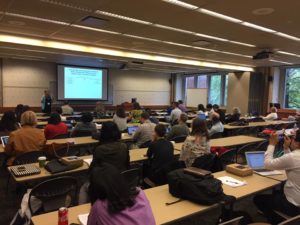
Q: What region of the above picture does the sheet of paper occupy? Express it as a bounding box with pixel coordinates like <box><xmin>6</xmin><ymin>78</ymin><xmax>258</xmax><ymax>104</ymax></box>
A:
<box><xmin>217</xmin><ymin>176</ymin><xmax>247</xmax><ymax>188</ymax></box>
<box><xmin>78</xmin><ymin>213</ymin><xmax>89</xmax><ymax>225</ymax></box>
<box><xmin>83</xmin><ymin>158</ymin><xmax>92</xmax><ymax>166</ymax></box>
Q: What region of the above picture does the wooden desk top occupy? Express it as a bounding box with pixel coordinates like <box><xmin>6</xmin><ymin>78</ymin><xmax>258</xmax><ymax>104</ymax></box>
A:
<box><xmin>174</xmin><ymin>135</ymin><xmax>265</xmax><ymax>150</ymax></box>
<box><xmin>8</xmin><ymin>149</ymin><xmax>180</xmax><ymax>183</ymax></box>
<box><xmin>224</xmin><ymin>120</ymin><xmax>294</xmax><ymax>130</ymax></box>
<box><xmin>31</xmin><ymin>171</ymin><xmax>280</xmax><ymax>225</ymax></box>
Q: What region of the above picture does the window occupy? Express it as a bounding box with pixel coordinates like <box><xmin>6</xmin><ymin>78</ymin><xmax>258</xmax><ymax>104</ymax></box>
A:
<box><xmin>197</xmin><ymin>75</ymin><xmax>207</xmax><ymax>88</ymax></box>
<box><xmin>209</xmin><ymin>75</ymin><xmax>222</xmax><ymax>105</ymax></box>
<box><xmin>285</xmin><ymin>68</ymin><xmax>300</xmax><ymax>108</ymax></box>
<box><xmin>185</xmin><ymin>76</ymin><xmax>195</xmax><ymax>89</ymax></box>
<box><xmin>183</xmin><ymin>73</ymin><xmax>228</xmax><ymax>106</ymax></box>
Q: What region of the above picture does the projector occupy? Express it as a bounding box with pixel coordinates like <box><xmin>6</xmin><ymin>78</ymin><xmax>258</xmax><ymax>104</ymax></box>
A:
<box><xmin>252</xmin><ymin>50</ymin><xmax>273</xmax><ymax>60</ymax></box>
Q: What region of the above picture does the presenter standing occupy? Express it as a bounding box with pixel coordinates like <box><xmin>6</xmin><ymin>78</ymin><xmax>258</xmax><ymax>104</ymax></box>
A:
<box><xmin>41</xmin><ymin>90</ymin><xmax>52</xmax><ymax>114</ymax></box>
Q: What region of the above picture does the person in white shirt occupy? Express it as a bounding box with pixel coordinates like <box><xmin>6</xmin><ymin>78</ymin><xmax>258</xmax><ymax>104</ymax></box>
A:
<box><xmin>263</xmin><ymin>107</ymin><xmax>278</xmax><ymax>121</ymax></box>
<box><xmin>253</xmin><ymin>131</ymin><xmax>300</xmax><ymax>224</ymax></box>
<box><xmin>61</xmin><ymin>101</ymin><xmax>74</xmax><ymax>115</ymax></box>
<box><xmin>208</xmin><ymin>112</ymin><xmax>224</xmax><ymax>137</ymax></box>
<box><xmin>206</xmin><ymin>104</ymin><xmax>214</xmax><ymax>118</ymax></box>
<box><xmin>170</xmin><ymin>102</ymin><xmax>182</xmax><ymax>125</ymax></box>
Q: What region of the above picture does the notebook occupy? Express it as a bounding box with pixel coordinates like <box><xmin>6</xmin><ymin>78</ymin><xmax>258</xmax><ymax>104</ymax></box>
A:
<box><xmin>245</xmin><ymin>151</ymin><xmax>282</xmax><ymax>176</ymax></box>
<box><xmin>1</xmin><ymin>136</ymin><xmax>9</xmax><ymax>147</ymax></box>
<box><xmin>128</xmin><ymin>126</ymin><xmax>138</xmax><ymax>135</ymax></box>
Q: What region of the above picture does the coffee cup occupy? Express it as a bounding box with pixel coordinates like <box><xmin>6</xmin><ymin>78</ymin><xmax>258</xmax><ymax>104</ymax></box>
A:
<box><xmin>38</xmin><ymin>156</ymin><xmax>46</xmax><ymax>168</ymax></box>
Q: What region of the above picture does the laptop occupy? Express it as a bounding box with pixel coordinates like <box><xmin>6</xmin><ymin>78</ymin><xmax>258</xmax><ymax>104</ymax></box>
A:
<box><xmin>127</xmin><ymin>126</ymin><xmax>138</xmax><ymax>135</ymax></box>
<box><xmin>1</xmin><ymin>136</ymin><xmax>9</xmax><ymax>147</ymax></box>
<box><xmin>198</xmin><ymin>113</ymin><xmax>206</xmax><ymax>120</ymax></box>
<box><xmin>245</xmin><ymin>151</ymin><xmax>282</xmax><ymax>176</ymax></box>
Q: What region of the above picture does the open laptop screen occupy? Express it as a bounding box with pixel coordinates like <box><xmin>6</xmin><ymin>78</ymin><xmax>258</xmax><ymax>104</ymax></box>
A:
<box><xmin>245</xmin><ymin>151</ymin><xmax>265</xmax><ymax>169</ymax></box>
<box><xmin>128</xmin><ymin>126</ymin><xmax>138</xmax><ymax>135</ymax></box>
<box><xmin>1</xmin><ymin>136</ymin><xmax>9</xmax><ymax>147</ymax></box>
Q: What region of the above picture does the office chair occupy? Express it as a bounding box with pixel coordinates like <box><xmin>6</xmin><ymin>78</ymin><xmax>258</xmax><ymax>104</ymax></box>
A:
<box><xmin>28</xmin><ymin>176</ymin><xmax>77</xmax><ymax>215</ymax></box>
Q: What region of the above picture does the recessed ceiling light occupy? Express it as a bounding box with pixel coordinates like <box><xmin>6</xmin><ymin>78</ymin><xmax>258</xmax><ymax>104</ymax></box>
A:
<box><xmin>197</xmin><ymin>8</ymin><xmax>242</xmax><ymax>23</ymax></box>
<box><xmin>122</xmin><ymin>34</ymin><xmax>160</xmax><ymax>42</ymax></box>
<box><xmin>40</xmin><ymin>0</ymin><xmax>92</xmax><ymax>12</ymax></box>
<box><xmin>275</xmin><ymin>32</ymin><xmax>300</xmax><ymax>41</ymax></box>
<box><xmin>252</xmin><ymin>8</ymin><xmax>274</xmax><ymax>16</ymax></box>
<box><xmin>7</xmin><ymin>20</ymin><xmax>25</xmax><ymax>26</ymax></box>
<box><xmin>269</xmin><ymin>59</ymin><xmax>293</xmax><ymax>65</ymax></box>
<box><xmin>161</xmin><ymin>0</ymin><xmax>198</xmax><ymax>10</ymax></box>
<box><xmin>229</xmin><ymin>41</ymin><xmax>256</xmax><ymax>47</ymax></box>
<box><xmin>195</xmin><ymin>33</ymin><xmax>228</xmax><ymax>42</ymax></box>
<box><xmin>153</xmin><ymin>24</ymin><xmax>194</xmax><ymax>34</ymax></box>
<box><xmin>95</xmin><ymin>10</ymin><xmax>152</xmax><ymax>25</ymax></box>
<box><xmin>277</xmin><ymin>51</ymin><xmax>296</xmax><ymax>56</ymax></box>
<box><xmin>241</xmin><ymin>22</ymin><xmax>276</xmax><ymax>33</ymax></box>
<box><xmin>163</xmin><ymin>41</ymin><xmax>192</xmax><ymax>48</ymax></box>
<box><xmin>72</xmin><ymin>24</ymin><xmax>121</xmax><ymax>35</ymax></box>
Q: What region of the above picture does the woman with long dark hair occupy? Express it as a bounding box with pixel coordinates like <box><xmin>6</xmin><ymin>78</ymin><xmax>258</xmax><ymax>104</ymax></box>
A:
<box><xmin>88</xmin><ymin>163</ymin><xmax>155</xmax><ymax>225</ymax></box>
<box><xmin>0</xmin><ymin>111</ymin><xmax>19</xmax><ymax>133</ymax></box>
<box><xmin>179</xmin><ymin>118</ymin><xmax>210</xmax><ymax>167</ymax></box>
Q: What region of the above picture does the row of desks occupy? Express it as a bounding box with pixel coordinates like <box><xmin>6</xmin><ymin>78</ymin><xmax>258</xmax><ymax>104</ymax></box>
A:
<box><xmin>31</xmin><ymin>170</ymin><xmax>283</xmax><ymax>225</ymax></box>
<box><xmin>7</xmin><ymin>135</ymin><xmax>265</xmax><ymax>183</ymax></box>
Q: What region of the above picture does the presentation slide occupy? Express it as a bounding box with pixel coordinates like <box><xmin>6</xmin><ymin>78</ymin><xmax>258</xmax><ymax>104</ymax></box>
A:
<box><xmin>57</xmin><ymin>65</ymin><xmax>108</xmax><ymax>100</ymax></box>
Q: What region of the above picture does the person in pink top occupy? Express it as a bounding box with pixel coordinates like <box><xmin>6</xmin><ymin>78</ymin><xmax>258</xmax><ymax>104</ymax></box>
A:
<box><xmin>87</xmin><ymin>163</ymin><xmax>156</xmax><ymax>225</ymax></box>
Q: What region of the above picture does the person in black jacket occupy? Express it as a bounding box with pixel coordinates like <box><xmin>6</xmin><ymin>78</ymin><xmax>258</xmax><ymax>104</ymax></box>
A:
<box><xmin>213</xmin><ymin>104</ymin><xmax>226</xmax><ymax>124</ymax></box>
<box><xmin>144</xmin><ymin>124</ymin><xmax>174</xmax><ymax>185</ymax></box>
<box><xmin>225</xmin><ymin>107</ymin><xmax>241</xmax><ymax>124</ymax></box>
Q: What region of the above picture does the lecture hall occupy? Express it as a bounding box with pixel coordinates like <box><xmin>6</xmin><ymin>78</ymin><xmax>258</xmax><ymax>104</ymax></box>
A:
<box><xmin>0</xmin><ymin>1</ymin><xmax>299</xmax><ymax>225</ymax></box>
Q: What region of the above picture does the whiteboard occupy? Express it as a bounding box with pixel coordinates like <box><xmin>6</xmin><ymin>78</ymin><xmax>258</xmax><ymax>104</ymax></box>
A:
<box><xmin>186</xmin><ymin>88</ymin><xmax>207</xmax><ymax>107</ymax></box>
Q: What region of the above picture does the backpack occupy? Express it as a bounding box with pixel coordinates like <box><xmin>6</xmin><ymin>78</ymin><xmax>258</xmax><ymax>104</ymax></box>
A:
<box><xmin>167</xmin><ymin>168</ymin><xmax>230</xmax><ymax>205</ymax></box>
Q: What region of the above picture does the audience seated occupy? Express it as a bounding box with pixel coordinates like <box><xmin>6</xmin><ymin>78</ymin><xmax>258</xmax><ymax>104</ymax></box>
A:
<box><xmin>254</xmin><ymin>132</ymin><xmax>300</xmax><ymax>224</ymax></box>
<box><xmin>71</xmin><ymin>112</ymin><xmax>97</xmax><ymax>136</ymax></box>
<box><xmin>178</xmin><ymin>100</ymin><xmax>187</xmax><ymax>112</ymax></box>
<box><xmin>180</xmin><ymin>118</ymin><xmax>210</xmax><ymax>167</ymax></box>
<box><xmin>113</xmin><ymin>106</ymin><xmax>127</xmax><ymax>132</ymax></box>
<box><xmin>61</xmin><ymin>101</ymin><xmax>74</xmax><ymax>115</ymax></box>
<box><xmin>4</xmin><ymin>111</ymin><xmax>46</xmax><ymax>166</ymax></box>
<box><xmin>132</xmin><ymin>112</ymin><xmax>156</xmax><ymax>148</ymax></box>
<box><xmin>44</xmin><ymin>113</ymin><xmax>68</xmax><ymax>140</ymax></box>
<box><xmin>206</xmin><ymin>104</ymin><xmax>214</xmax><ymax>118</ymax></box>
<box><xmin>225</xmin><ymin>107</ymin><xmax>241</xmax><ymax>124</ymax></box>
<box><xmin>130</xmin><ymin>102</ymin><xmax>143</xmax><ymax>123</ymax></box>
<box><xmin>0</xmin><ymin>111</ymin><xmax>19</xmax><ymax>134</ymax></box>
<box><xmin>208</xmin><ymin>112</ymin><xmax>224</xmax><ymax>136</ymax></box>
<box><xmin>170</xmin><ymin>102</ymin><xmax>182</xmax><ymax>124</ymax></box>
<box><xmin>14</xmin><ymin>104</ymin><xmax>24</xmax><ymax>123</ymax></box>
<box><xmin>55</xmin><ymin>107</ymin><xmax>67</xmax><ymax>121</ymax></box>
<box><xmin>197</xmin><ymin>104</ymin><xmax>206</xmax><ymax>115</ymax></box>
<box><xmin>94</xmin><ymin>101</ymin><xmax>106</xmax><ymax>118</ymax></box>
<box><xmin>144</xmin><ymin>124</ymin><xmax>174</xmax><ymax>184</ymax></box>
<box><xmin>87</xmin><ymin>163</ymin><xmax>155</xmax><ymax>225</ymax></box>
<box><xmin>212</xmin><ymin>104</ymin><xmax>226</xmax><ymax>124</ymax></box>
<box><xmin>92</xmin><ymin>121</ymin><xmax>129</xmax><ymax>172</ymax></box>
<box><xmin>166</xmin><ymin>113</ymin><xmax>189</xmax><ymax>140</ymax></box>
<box><xmin>263</xmin><ymin>106</ymin><xmax>278</xmax><ymax>121</ymax></box>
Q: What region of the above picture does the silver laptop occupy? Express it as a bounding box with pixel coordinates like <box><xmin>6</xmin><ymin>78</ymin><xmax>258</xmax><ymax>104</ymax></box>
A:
<box><xmin>245</xmin><ymin>151</ymin><xmax>270</xmax><ymax>172</ymax></box>
<box><xmin>1</xmin><ymin>136</ymin><xmax>9</xmax><ymax>147</ymax></box>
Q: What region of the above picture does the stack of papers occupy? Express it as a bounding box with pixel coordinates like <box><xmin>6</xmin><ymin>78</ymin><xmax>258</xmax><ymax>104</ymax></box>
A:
<box><xmin>217</xmin><ymin>176</ymin><xmax>247</xmax><ymax>188</ymax></box>
<box><xmin>78</xmin><ymin>213</ymin><xmax>89</xmax><ymax>225</ymax></box>
<box><xmin>83</xmin><ymin>158</ymin><xmax>93</xmax><ymax>166</ymax></box>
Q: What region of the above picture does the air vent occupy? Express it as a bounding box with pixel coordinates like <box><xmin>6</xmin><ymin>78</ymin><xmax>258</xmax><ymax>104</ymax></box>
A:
<box><xmin>131</xmin><ymin>61</ymin><xmax>144</xmax><ymax>64</ymax></box>
<box><xmin>80</xmin><ymin>16</ymin><xmax>109</xmax><ymax>28</ymax></box>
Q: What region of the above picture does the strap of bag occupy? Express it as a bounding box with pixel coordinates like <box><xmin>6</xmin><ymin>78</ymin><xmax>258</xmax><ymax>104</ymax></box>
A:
<box><xmin>52</xmin><ymin>142</ymin><xmax>70</xmax><ymax>158</ymax></box>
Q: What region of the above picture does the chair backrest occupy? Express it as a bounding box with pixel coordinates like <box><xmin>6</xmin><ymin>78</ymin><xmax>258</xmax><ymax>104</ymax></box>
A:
<box><xmin>71</xmin><ymin>130</ymin><xmax>92</xmax><ymax>137</ymax></box>
<box><xmin>13</xmin><ymin>151</ymin><xmax>46</xmax><ymax>165</ymax></box>
<box><xmin>192</xmin><ymin>153</ymin><xmax>223</xmax><ymax>172</ymax></box>
<box><xmin>236</xmin><ymin>143</ymin><xmax>258</xmax><ymax>164</ymax></box>
<box><xmin>218</xmin><ymin>149</ymin><xmax>237</xmax><ymax>168</ymax></box>
<box><xmin>28</xmin><ymin>176</ymin><xmax>77</xmax><ymax>215</ymax></box>
<box><xmin>219</xmin><ymin>216</ymin><xmax>244</xmax><ymax>225</ymax></box>
<box><xmin>210</xmin><ymin>132</ymin><xmax>223</xmax><ymax>139</ymax></box>
<box><xmin>140</xmin><ymin>140</ymin><xmax>152</xmax><ymax>148</ymax></box>
<box><xmin>255</xmin><ymin>140</ymin><xmax>269</xmax><ymax>151</ymax></box>
<box><xmin>121</xmin><ymin>167</ymin><xmax>142</xmax><ymax>188</ymax></box>
<box><xmin>171</xmin><ymin>135</ymin><xmax>187</xmax><ymax>143</ymax></box>
<box><xmin>52</xmin><ymin>133</ymin><xmax>70</xmax><ymax>139</ymax></box>
<box><xmin>279</xmin><ymin>215</ymin><xmax>300</xmax><ymax>225</ymax></box>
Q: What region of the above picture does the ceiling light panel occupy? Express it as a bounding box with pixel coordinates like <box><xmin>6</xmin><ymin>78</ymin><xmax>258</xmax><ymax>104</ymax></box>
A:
<box><xmin>162</xmin><ymin>0</ymin><xmax>198</xmax><ymax>10</ymax></box>
<box><xmin>197</xmin><ymin>8</ymin><xmax>242</xmax><ymax>23</ymax></box>
<box><xmin>241</xmin><ymin>22</ymin><xmax>276</xmax><ymax>33</ymax></box>
<box><xmin>153</xmin><ymin>24</ymin><xmax>194</xmax><ymax>34</ymax></box>
<box><xmin>95</xmin><ymin>10</ymin><xmax>152</xmax><ymax>25</ymax></box>
<box><xmin>269</xmin><ymin>59</ymin><xmax>293</xmax><ymax>65</ymax></box>
<box><xmin>40</xmin><ymin>0</ymin><xmax>92</xmax><ymax>12</ymax></box>
<box><xmin>0</xmin><ymin>34</ymin><xmax>254</xmax><ymax>71</ymax></box>
<box><xmin>275</xmin><ymin>32</ymin><xmax>300</xmax><ymax>41</ymax></box>
<box><xmin>195</xmin><ymin>33</ymin><xmax>228</xmax><ymax>42</ymax></box>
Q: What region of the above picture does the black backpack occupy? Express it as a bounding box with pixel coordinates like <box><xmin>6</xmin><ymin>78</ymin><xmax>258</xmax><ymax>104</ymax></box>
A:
<box><xmin>168</xmin><ymin>168</ymin><xmax>230</xmax><ymax>205</ymax></box>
